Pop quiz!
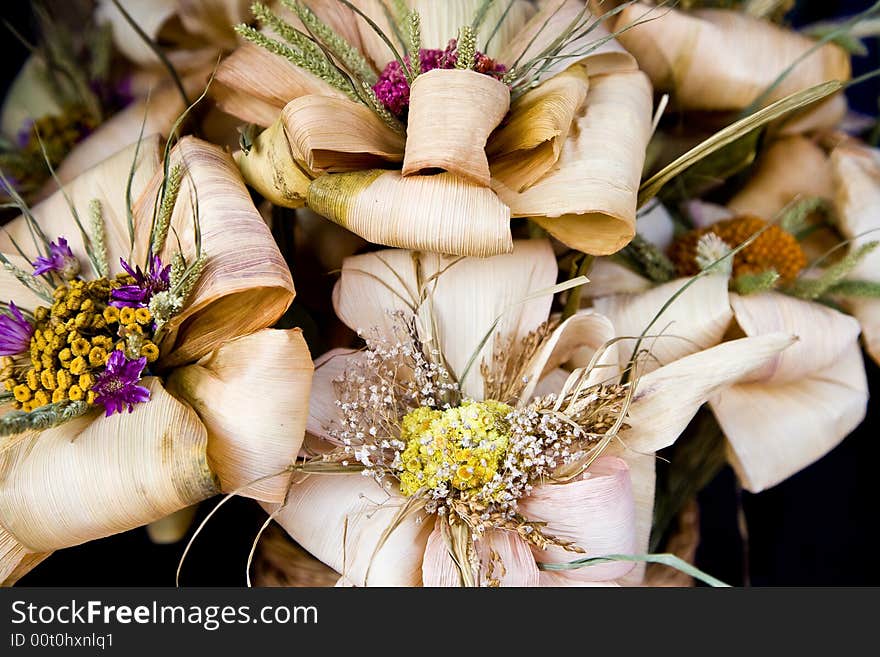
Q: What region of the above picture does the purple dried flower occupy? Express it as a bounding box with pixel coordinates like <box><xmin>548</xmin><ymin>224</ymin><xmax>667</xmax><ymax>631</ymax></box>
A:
<box><xmin>32</xmin><ymin>237</ymin><xmax>80</xmax><ymax>278</ymax></box>
<box><xmin>92</xmin><ymin>350</ymin><xmax>151</xmax><ymax>416</ymax></box>
<box><xmin>372</xmin><ymin>41</ymin><xmax>507</xmax><ymax>117</ymax></box>
<box><xmin>0</xmin><ymin>301</ymin><xmax>34</xmax><ymax>356</ymax></box>
<box><xmin>111</xmin><ymin>255</ymin><xmax>171</xmax><ymax>308</ymax></box>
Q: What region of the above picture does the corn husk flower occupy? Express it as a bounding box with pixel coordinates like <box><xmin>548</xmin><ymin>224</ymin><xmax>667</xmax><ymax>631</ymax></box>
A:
<box><xmin>0</xmin><ymin>5</ymin><xmax>217</xmax><ymax>202</ymax></box>
<box><xmin>582</xmin><ymin>188</ymin><xmax>870</xmax><ymax>492</ymax></box>
<box><xmin>0</xmin><ymin>135</ymin><xmax>312</xmax><ymax>585</ymax></box>
<box><xmin>608</xmin><ymin>2</ymin><xmax>851</xmax><ymax>133</ymax></box>
<box><xmin>221</xmin><ymin>0</ymin><xmax>654</xmax><ymax>257</ymax></box>
<box><xmin>263</xmin><ymin>239</ymin><xmax>793</xmax><ymax>586</ymax></box>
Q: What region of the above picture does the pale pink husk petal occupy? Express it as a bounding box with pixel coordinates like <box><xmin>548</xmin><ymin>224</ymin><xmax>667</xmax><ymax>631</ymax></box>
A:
<box><xmin>830</xmin><ymin>139</ymin><xmax>880</xmax><ymax>365</ymax></box>
<box><xmin>592</xmin><ymin>275</ymin><xmax>733</xmax><ymax>374</ymax></box>
<box><xmin>132</xmin><ymin>137</ymin><xmax>296</xmax><ymax>368</ymax></box>
<box><xmin>306</xmin><ymin>349</ymin><xmax>360</xmax><ymax>442</ymax></box>
<box><xmin>168</xmin><ymin>329</ymin><xmax>314</xmax><ymax>503</ymax></box>
<box><xmin>265</xmin><ymin>474</ymin><xmax>431</xmax><ymax>587</ymax></box>
<box><xmin>333</xmin><ymin>240</ymin><xmax>558</xmax><ymax>397</ymax></box>
<box><xmin>422</xmin><ymin>523</ymin><xmax>540</xmax><ymax>587</ymax></box>
<box><xmin>623</xmin><ymin>333</ymin><xmax>797</xmax><ymax>454</ymax></box>
<box><xmin>714</xmin><ymin>342</ymin><xmax>867</xmax><ymax>493</ymax></box>
<box><xmin>0</xmin><ymin>378</ymin><xmax>218</xmax><ymax>554</ymax></box>
<box><xmin>727</xmin><ymin>136</ymin><xmax>833</xmax><ymax>220</ymax></box>
<box><xmin>519</xmin><ymin>456</ymin><xmax>636</xmax><ymax>582</ymax></box>
<box><xmin>494</xmin><ymin>70</ymin><xmax>653</xmax><ymax>255</ymax></box>
<box><xmin>539</xmin><ymin>572</ymin><xmax>619</xmax><ymax>586</ymax></box>
<box><xmin>730</xmin><ymin>292</ymin><xmax>861</xmax><ymax>385</ymax></box>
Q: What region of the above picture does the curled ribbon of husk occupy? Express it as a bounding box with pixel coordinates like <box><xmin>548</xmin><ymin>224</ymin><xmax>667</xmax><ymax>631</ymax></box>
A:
<box><xmin>613</xmin><ymin>3</ymin><xmax>851</xmax><ymax>115</ymax></box>
<box><xmin>403</xmin><ymin>69</ymin><xmax>511</xmax><ymax>186</ymax></box>
<box><xmin>493</xmin><ymin>70</ymin><xmax>653</xmax><ymax>255</ymax></box>
<box><xmin>307</xmin><ymin>169</ymin><xmax>513</xmax><ymax>257</ymax></box>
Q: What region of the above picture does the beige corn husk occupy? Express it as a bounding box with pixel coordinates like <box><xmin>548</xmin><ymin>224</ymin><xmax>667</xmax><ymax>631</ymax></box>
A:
<box><xmin>146</xmin><ymin>506</ymin><xmax>199</xmax><ymax>544</ymax></box>
<box><xmin>307</xmin><ymin>169</ymin><xmax>513</xmax><ymax>257</ymax></box>
<box><xmin>499</xmin><ymin>0</ymin><xmax>636</xmax><ymax>81</ymax></box>
<box><xmin>830</xmin><ymin>139</ymin><xmax>880</xmax><ymax>366</ymax></box>
<box><xmin>0</xmin><ymin>378</ymin><xmax>217</xmax><ymax>554</ymax></box>
<box><xmin>414</xmin><ymin>0</ymin><xmax>535</xmax><ymax>58</ymax></box>
<box><xmin>728</xmin><ymin>135</ymin><xmax>833</xmax><ymax>219</ymax></box>
<box><xmin>234</xmin><ymin>120</ymin><xmax>313</xmax><ymax>208</ymax></box>
<box><xmin>252</xmin><ymin>524</ymin><xmax>339</xmax><ymax>587</ymax></box>
<box><xmin>493</xmin><ymin>70</ymin><xmax>652</xmax><ymax>255</ymax></box>
<box><xmin>97</xmin><ymin>0</ymin><xmax>248</xmax><ymax>70</ymax></box>
<box><xmin>264</xmin><ymin>474</ymin><xmax>432</xmax><ymax>587</ymax></box>
<box><xmin>1</xmin><ymin>56</ymin><xmax>66</xmax><ymax>140</ymax></box>
<box><xmin>1</xmin><ymin>527</ymin><xmax>50</xmax><ymax>587</ymax></box>
<box><xmin>168</xmin><ymin>329</ymin><xmax>313</xmax><ymax>503</ymax></box>
<box><xmin>623</xmin><ymin>333</ymin><xmax>798</xmax><ymax>455</ymax></box>
<box><xmin>403</xmin><ymin>69</ymin><xmax>510</xmax><ymax>186</ymax></box>
<box><xmin>604</xmin><ymin>449</ymin><xmax>655</xmax><ymax>585</ymax></box>
<box><xmin>778</xmin><ymin>92</ymin><xmax>848</xmax><ymax>136</ymax></box>
<box><xmin>718</xmin><ymin>343</ymin><xmax>867</xmax><ymax>492</ymax></box>
<box><xmin>579</xmin><ymin>258</ymin><xmax>655</xmax><ymax>297</ymax></box>
<box><xmin>614</xmin><ymin>3</ymin><xmax>851</xmax><ymax>113</ymax></box>
<box><xmin>0</xmin><ymin>136</ymin><xmax>310</xmax><ymax>583</ymax></box>
<box><xmin>644</xmin><ymin>498</ymin><xmax>699</xmax><ymax>587</ymax></box>
<box><xmin>590</xmin><ymin>275</ymin><xmax>733</xmax><ymax>374</ymax></box>
<box><xmin>49</xmin><ymin>69</ymin><xmax>214</xmax><ymax>193</ymax></box>
<box><xmin>132</xmin><ymin>138</ymin><xmax>295</xmax><ymax>369</ymax></box>
<box><xmin>214</xmin><ymin>44</ymin><xmax>346</xmax><ymax>126</ymax></box>
<box><xmin>489</xmin><ymin>65</ymin><xmax>590</xmax><ymax>192</ymax></box>
<box><xmin>332</xmin><ymin>241</ymin><xmax>557</xmax><ymax>398</ymax></box>
<box><xmin>713</xmin><ymin>293</ymin><xmax>867</xmax><ymax>492</ymax></box>
<box><xmin>283</xmin><ymin>95</ymin><xmax>405</xmax><ymax>174</ymax></box>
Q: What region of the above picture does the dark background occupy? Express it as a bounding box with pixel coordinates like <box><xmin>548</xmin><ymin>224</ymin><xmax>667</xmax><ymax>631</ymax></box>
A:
<box><xmin>2</xmin><ymin>1</ymin><xmax>879</xmax><ymax>586</ymax></box>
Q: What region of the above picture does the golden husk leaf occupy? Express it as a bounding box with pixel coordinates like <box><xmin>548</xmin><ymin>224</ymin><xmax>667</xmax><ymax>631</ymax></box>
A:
<box><xmin>234</xmin><ymin>119</ymin><xmax>313</xmax><ymax>208</ymax></box>
<box><xmin>489</xmin><ymin>65</ymin><xmax>590</xmax><ymax>192</ymax></box>
<box><xmin>307</xmin><ymin>169</ymin><xmax>513</xmax><ymax>257</ymax></box>
<box><xmin>493</xmin><ymin>70</ymin><xmax>653</xmax><ymax>255</ymax></box>
<box><xmin>614</xmin><ymin>3</ymin><xmax>851</xmax><ymax>112</ymax></box>
<box><xmin>403</xmin><ymin>69</ymin><xmax>510</xmax><ymax>186</ymax></box>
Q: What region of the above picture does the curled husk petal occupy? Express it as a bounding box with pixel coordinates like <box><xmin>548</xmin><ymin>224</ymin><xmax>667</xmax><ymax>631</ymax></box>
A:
<box><xmin>234</xmin><ymin>120</ymin><xmax>313</xmax><ymax>208</ymax></box>
<box><xmin>403</xmin><ymin>69</ymin><xmax>511</xmax><ymax>186</ymax></box>
<box><xmin>614</xmin><ymin>3</ymin><xmax>850</xmax><ymax>113</ymax></box>
<box><xmin>493</xmin><ymin>70</ymin><xmax>653</xmax><ymax>255</ymax></box>
<box><xmin>0</xmin><ymin>378</ymin><xmax>217</xmax><ymax>555</ymax></box>
<box><xmin>168</xmin><ymin>329</ymin><xmax>314</xmax><ymax>503</ymax></box>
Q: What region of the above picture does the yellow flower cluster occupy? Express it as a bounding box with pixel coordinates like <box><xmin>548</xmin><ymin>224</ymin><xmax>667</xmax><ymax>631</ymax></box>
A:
<box><xmin>398</xmin><ymin>400</ymin><xmax>512</xmax><ymax>497</ymax></box>
<box><xmin>1</xmin><ymin>276</ymin><xmax>160</xmax><ymax>412</ymax></box>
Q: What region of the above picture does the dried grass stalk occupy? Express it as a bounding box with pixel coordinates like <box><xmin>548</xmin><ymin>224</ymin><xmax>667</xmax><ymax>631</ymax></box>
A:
<box><xmin>493</xmin><ymin>70</ymin><xmax>652</xmax><ymax>255</ymax></box>
<box><xmin>489</xmin><ymin>65</ymin><xmax>590</xmax><ymax>192</ymax></box>
<box><xmin>499</xmin><ymin>0</ymin><xmax>636</xmax><ymax>81</ymax></box>
<box><xmin>283</xmin><ymin>95</ymin><xmax>405</xmax><ymax>174</ymax></box>
<box><xmin>307</xmin><ymin>169</ymin><xmax>513</xmax><ymax>257</ymax></box>
<box><xmin>614</xmin><ymin>3</ymin><xmax>851</xmax><ymax>112</ymax></box>
<box><xmin>403</xmin><ymin>69</ymin><xmax>510</xmax><ymax>186</ymax></box>
<box><xmin>0</xmin><ymin>378</ymin><xmax>217</xmax><ymax>553</ymax></box>
<box><xmin>169</xmin><ymin>329</ymin><xmax>314</xmax><ymax>503</ymax></box>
